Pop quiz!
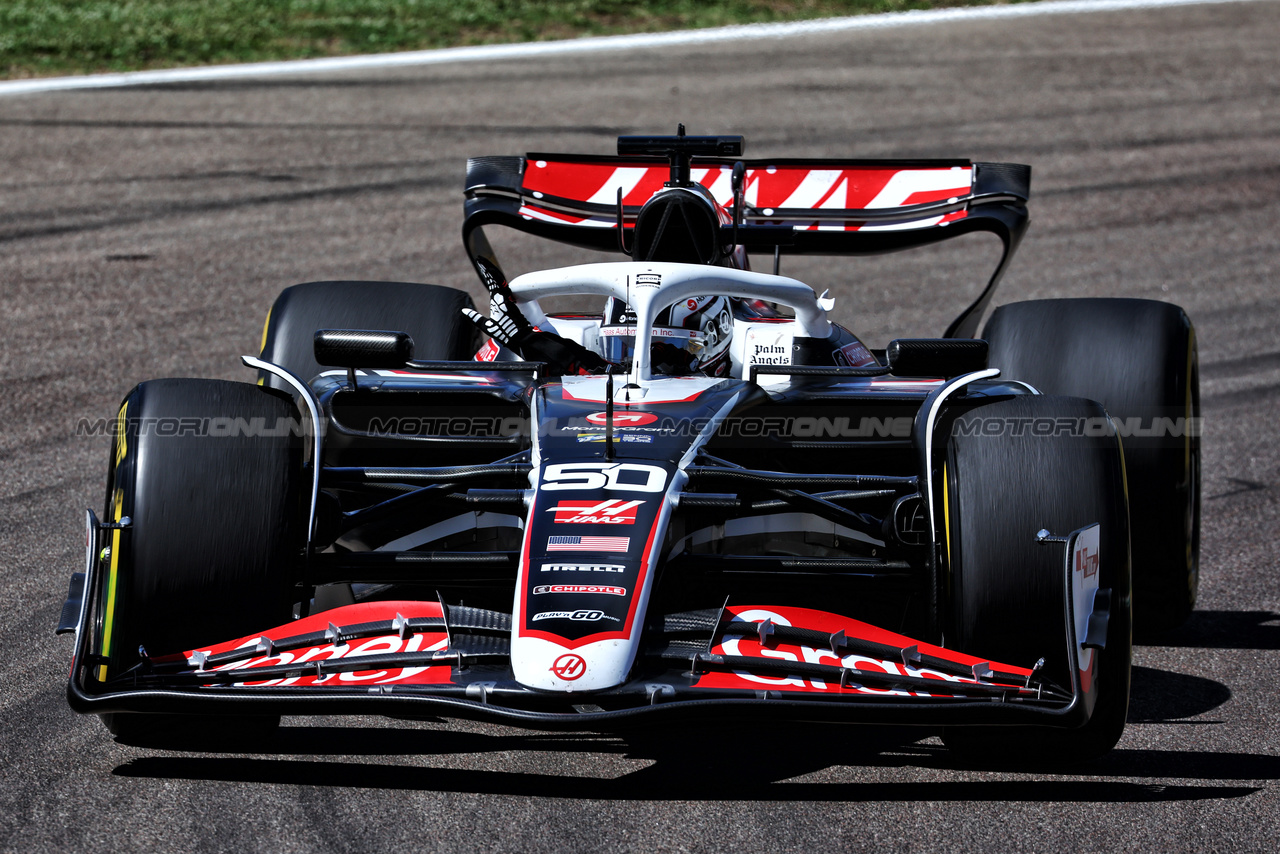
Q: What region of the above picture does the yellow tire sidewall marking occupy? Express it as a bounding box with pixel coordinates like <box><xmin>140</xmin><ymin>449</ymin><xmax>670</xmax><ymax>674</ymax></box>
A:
<box><xmin>99</xmin><ymin>401</ymin><xmax>128</xmax><ymax>681</ymax></box>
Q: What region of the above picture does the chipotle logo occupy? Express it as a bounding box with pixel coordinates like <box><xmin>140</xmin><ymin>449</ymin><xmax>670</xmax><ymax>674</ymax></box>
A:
<box><xmin>533</xmin><ymin>584</ymin><xmax>626</xmax><ymax>596</ymax></box>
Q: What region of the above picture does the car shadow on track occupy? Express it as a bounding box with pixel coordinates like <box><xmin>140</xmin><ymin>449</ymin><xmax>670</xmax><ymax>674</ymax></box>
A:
<box><xmin>111</xmin><ymin>741</ymin><xmax>1269</xmax><ymax>803</ymax></box>
<box><xmin>111</xmin><ymin>695</ymin><xmax>1269</xmax><ymax>804</ymax></box>
<box><xmin>1140</xmin><ymin>610</ymin><xmax>1280</xmax><ymax>650</ymax></box>
<box><xmin>1128</xmin><ymin>665</ymin><xmax>1231</xmax><ymax>723</ymax></box>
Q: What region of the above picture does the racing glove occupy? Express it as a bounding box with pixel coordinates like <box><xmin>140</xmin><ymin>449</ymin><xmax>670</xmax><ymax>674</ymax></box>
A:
<box><xmin>461</xmin><ymin>261</ymin><xmax>610</xmax><ymax>376</ymax></box>
<box><xmin>463</xmin><ymin>287</ymin><xmax>531</xmax><ymax>346</ymax></box>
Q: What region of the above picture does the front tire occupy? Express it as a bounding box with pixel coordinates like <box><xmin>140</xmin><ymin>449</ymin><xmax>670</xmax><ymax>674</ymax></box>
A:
<box><xmin>98</xmin><ymin>379</ymin><xmax>303</xmax><ymax>744</ymax></box>
<box><xmin>941</xmin><ymin>395</ymin><xmax>1133</xmax><ymax>763</ymax></box>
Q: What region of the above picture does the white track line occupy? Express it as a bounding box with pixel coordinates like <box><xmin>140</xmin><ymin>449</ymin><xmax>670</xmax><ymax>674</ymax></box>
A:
<box><xmin>0</xmin><ymin>0</ymin><xmax>1272</xmax><ymax>98</ymax></box>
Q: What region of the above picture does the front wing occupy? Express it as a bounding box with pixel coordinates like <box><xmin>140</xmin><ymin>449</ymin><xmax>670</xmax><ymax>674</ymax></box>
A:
<box><xmin>65</xmin><ymin>537</ymin><xmax>1100</xmax><ymax>731</ymax></box>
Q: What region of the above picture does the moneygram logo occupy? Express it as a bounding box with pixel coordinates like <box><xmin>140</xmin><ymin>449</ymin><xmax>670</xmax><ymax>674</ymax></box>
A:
<box><xmin>586</xmin><ymin>411</ymin><xmax>658</xmax><ymax>427</ymax></box>
<box><xmin>548</xmin><ymin>499</ymin><xmax>643</xmax><ymax>525</ymax></box>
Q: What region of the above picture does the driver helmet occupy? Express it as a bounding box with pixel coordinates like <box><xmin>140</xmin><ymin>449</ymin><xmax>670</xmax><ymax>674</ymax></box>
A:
<box><xmin>600</xmin><ymin>295</ymin><xmax>735</xmax><ymax>376</ymax></box>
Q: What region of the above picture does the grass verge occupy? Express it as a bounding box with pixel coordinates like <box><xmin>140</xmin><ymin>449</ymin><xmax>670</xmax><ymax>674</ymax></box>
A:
<box><xmin>1</xmin><ymin>0</ymin><xmax>1020</xmax><ymax>80</ymax></box>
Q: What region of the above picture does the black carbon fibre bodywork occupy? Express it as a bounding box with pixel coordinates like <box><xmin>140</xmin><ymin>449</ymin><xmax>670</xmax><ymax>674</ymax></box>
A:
<box><xmin>63</xmin><ymin>134</ymin><xmax>1142</xmax><ymax>751</ymax></box>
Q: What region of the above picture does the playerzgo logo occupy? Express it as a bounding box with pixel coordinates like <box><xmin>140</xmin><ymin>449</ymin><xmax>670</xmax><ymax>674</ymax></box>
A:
<box><xmin>531</xmin><ymin>609</ymin><xmax>619</xmax><ymax>623</ymax></box>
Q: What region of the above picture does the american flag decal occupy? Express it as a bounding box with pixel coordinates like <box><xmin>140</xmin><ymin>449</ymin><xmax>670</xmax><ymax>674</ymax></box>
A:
<box><xmin>546</xmin><ymin>535</ymin><xmax>630</xmax><ymax>553</ymax></box>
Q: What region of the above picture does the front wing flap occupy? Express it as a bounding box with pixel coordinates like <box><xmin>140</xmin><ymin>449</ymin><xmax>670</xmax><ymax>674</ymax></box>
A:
<box><xmin>69</xmin><ymin>596</ymin><xmax>1088</xmax><ymax>730</ymax></box>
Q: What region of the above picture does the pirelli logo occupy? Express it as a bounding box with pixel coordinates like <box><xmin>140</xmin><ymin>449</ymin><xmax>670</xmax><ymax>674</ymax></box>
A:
<box><xmin>539</xmin><ymin>563</ymin><xmax>626</xmax><ymax>573</ymax></box>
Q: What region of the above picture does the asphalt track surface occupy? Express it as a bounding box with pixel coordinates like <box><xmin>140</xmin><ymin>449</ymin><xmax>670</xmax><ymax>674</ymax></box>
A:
<box><xmin>2</xmin><ymin>2</ymin><xmax>1279</xmax><ymax>851</ymax></box>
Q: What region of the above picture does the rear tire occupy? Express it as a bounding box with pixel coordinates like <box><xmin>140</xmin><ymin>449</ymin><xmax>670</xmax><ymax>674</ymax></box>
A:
<box><xmin>98</xmin><ymin>379</ymin><xmax>302</xmax><ymax>744</ymax></box>
<box><xmin>941</xmin><ymin>395</ymin><xmax>1132</xmax><ymax>763</ymax></box>
<box><xmin>257</xmin><ymin>281</ymin><xmax>478</xmax><ymax>389</ymax></box>
<box><xmin>983</xmin><ymin>298</ymin><xmax>1199</xmax><ymax>634</ymax></box>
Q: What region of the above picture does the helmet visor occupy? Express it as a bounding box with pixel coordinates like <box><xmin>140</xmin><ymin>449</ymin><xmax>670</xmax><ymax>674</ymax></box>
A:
<box><xmin>599</xmin><ymin>325</ymin><xmax>708</xmax><ymax>371</ymax></box>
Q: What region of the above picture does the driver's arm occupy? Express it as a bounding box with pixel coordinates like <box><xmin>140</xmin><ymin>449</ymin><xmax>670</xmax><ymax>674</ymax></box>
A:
<box><xmin>461</xmin><ymin>286</ymin><xmax>609</xmax><ymax>377</ymax></box>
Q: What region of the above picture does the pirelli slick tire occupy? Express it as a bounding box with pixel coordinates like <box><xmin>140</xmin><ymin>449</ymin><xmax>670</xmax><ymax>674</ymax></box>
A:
<box><xmin>97</xmin><ymin>379</ymin><xmax>303</xmax><ymax>745</ymax></box>
<box><xmin>257</xmin><ymin>280</ymin><xmax>479</xmax><ymax>390</ymax></box>
<box><xmin>941</xmin><ymin>395</ymin><xmax>1133</xmax><ymax>764</ymax></box>
<box><xmin>983</xmin><ymin>298</ymin><xmax>1199</xmax><ymax>634</ymax></box>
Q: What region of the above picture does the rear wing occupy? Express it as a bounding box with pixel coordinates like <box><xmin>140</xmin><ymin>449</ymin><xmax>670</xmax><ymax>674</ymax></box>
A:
<box><xmin>463</xmin><ymin>153</ymin><xmax>1031</xmax><ymax>338</ymax></box>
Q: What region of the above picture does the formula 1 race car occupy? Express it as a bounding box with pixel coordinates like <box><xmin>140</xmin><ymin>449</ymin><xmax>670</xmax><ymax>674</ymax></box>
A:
<box><xmin>59</xmin><ymin>129</ymin><xmax>1200</xmax><ymax>762</ymax></box>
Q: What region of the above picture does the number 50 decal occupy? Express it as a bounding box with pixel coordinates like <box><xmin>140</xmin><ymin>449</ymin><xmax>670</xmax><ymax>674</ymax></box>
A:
<box><xmin>542</xmin><ymin>462</ymin><xmax>667</xmax><ymax>493</ymax></box>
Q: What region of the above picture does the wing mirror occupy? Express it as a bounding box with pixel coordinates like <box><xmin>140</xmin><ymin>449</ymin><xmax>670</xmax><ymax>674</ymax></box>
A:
<box><xmin>886</xmin><ymin>338</ymin><xmax>988</xmax><ymax>378</ymax></box>
<box><xmin>314</xmin><ymin>329</ymin><xmax>414</xmax><ymax>388</ymax></box>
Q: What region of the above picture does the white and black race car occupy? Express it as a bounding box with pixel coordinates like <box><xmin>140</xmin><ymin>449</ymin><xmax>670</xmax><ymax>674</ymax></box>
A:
<box><xmin>59</xmin><ymin>130</ymin><xmax>1199</xmax><ymax>761</ymax></box>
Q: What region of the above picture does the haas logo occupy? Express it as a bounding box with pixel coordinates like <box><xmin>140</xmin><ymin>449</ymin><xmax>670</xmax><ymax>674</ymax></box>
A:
<box><xmin>550</xmin><ymin>653</ymin><xmax>587</xmax><ymax>681</ymax></box>
<box><xmin>1075</xmin><ymin>546</ymin><xmax>1099</xmax><ymax>579</ymax></box>
<box><xmin>549</xmin><ymin>499</ymin><xmax>642</xmax><ymax>525</ymax></box>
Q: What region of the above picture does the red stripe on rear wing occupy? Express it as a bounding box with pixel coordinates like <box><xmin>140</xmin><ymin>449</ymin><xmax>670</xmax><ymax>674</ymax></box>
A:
<box><xmin>517</xmin><ymin>157</ymin><xmax>975</xmax><ymax>232</ymax></box>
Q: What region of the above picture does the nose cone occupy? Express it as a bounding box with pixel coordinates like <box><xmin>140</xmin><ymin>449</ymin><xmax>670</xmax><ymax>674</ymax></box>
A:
<box><xmin>511</xmin><ymin>635</ymin><xmax>638</xmax><ymax>692</ymax></box>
